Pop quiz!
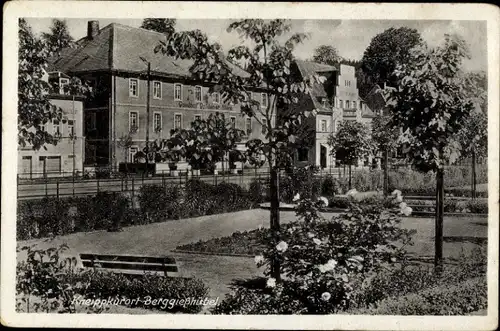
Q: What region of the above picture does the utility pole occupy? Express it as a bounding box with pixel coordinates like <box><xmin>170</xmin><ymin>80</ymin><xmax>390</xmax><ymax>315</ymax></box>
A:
<box><xmin>140</xmin><ymin>57</ymin><xmax>151</xmax><ymax>176</ymax></box>
<box><xmin>146</xmin><ymin>61</ymin><xmax>151</xmax><ymax>176</ymax></box>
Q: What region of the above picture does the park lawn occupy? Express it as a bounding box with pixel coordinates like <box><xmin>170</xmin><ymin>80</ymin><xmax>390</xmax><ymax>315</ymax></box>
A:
<box><xmin>17</xmin><ymin>209</ymin><xmax>487</xmax><ymax>313</ymax></box>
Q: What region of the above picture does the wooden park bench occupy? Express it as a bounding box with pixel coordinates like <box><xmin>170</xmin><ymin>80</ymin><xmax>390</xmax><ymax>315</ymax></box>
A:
<box><xmin>79</xmin><ymin>253</ymin><xmax>180</xmax><ymax>277</ymax></box>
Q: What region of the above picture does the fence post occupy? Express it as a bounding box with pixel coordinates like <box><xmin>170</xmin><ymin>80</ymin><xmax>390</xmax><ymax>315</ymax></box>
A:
<box><xmin>56</xmin><ymin>180</ymin><xmax>59</xmax><ymax>199</ymax></box>
<box><xmin>45</xmin><ymin>177</ymin><xmax>48</xmax><ymax>197</ymax></box>
<box><xmin>121</xmin><ymin>176</ymin><xmax>124</xmax><ymax>192</ymax></box>
<box><xmin>72</xmin><ymin>171</ymin><xmax>75</xmax><ymax>196</ymax></box>
<box><xmin>97</xmin><ymin>176</ymin><xmax>100</xmax><ymax>193</ymax></box>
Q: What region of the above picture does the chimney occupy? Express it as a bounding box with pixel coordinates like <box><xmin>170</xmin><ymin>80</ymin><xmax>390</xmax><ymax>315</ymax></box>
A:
<box><xmin>87</xmin><ymin>20</ymin><xmax>99</xmax><ymax>40</ymax></box>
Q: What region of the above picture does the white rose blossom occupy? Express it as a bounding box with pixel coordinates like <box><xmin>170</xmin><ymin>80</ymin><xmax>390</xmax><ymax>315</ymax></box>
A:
<box><xmin>313</xmin><ymin>238</ymin><xmax>322</xmax><ymax>246</ymax></box>
<box><xmin>266</xmin><ymin>277</ymin><xmax>276</xmax><ymax>288</ymax></box>
<box><xmin>394</xmin><ymin>195</ymin><xmax>403</xmax><ymax>203</ymax></box>
<box><xmin>402</xmin><ymin>206</ymin><xmax>413</xmax><ymax>216</ymax></box>
<box><xmin>276</xmin><ymin>241</ymin><xmax>288</xmax><ymax>252</ymax></box>
<box><xmin>318</xmin><ymin>196</ymin><xmax>329</xmax><ymax>207</ymax></box>
<box><xmin>321</xmin><ymin>292</ymin><xmax>331</xmax><ymax>301</ymax></box>
<box><xmin>391</xmin><ymin>189</ymin><xmax>402</xmax><ymax>197</ymax></box>
<box><xmin>254</xmin><ymin>255</ymin><xmax>264</xmax><ymax>265</ymax></box>
<box><xmin>399</xmin><ymin>202</ymin><xmax>407</xmax><ymax>209</ymax></box>
<box><xmin>293</xmin><ymin>193</ymin><xmax>301</xmax><ymax>202</ymax></box>
<box><xmin>307</xmin><ymin>232</ymin><xmax>315</xmax><ymax>238</ymax></box>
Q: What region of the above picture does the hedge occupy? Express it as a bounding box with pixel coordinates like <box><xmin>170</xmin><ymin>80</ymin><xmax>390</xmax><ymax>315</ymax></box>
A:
<box><xmin>349</xmin><ymin>277</ymin><xmax>487</xmax><ymax>315</ymax></box>
<box><xmin>63</xmin><ymin>270</ymin><xmax>209</xmax><ymax>314</ymax></box>
<box><xmin>17</xmin><ymin>180</ymin><xmax>257</xmax><ymax>241</ymax></box>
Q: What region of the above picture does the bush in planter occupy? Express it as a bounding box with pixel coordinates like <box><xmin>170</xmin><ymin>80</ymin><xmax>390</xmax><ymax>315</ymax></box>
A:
<box><xmin>321</xmin><ymin>175</ymin><xmax>339</xmax><ymax>196</ymax></box>
<box><xmin>328</xmin><ymin>196</ymin><xmax>350</xmax><ymax>209</ymax></box>
<box><xmin>212</xmin><ymin>194</ymin><xmax>415</xmax><ymax>314</ymax></box>
<box><xmin>466</xmin><ymin>199</ymin><xmax>488</xmax><ymax>214</ymax></box>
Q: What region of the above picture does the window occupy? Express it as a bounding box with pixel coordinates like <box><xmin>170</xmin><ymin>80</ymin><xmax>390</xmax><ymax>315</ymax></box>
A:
<box><xmin>195</xmin><ymin>86</ymin><xmax>202</xmax><ymax>102</ymax></box>
<box><xmin>90</xmin><ymin>113</ymin><xmax>97</xmax><ymax>130</ymax></box>
<box><xmin>174</xmin><ymin>114</ymin><xmax>182</xmax><ymax>129</ymax></box>
<box><xmin>129</xmin><ymin>111</ymin><xmax>138</xmax><ymax>132</ymax></box>
<box><xmin>129</xmin><ymin>79</ymin><xmax>138</xmax><ymax>97</ymax></box>
<box><xmin>21</xmin><ymin>156</ymin><xmax>32</xmax><ymax>174</ymax></box>
<box><xmin>322</xmin><ymin>98</ymin><xmax>328</xmax><ymax>108</ymax></box>
<box><xmin>174</xmin><ymin>83</ymin><xmax>182</xmax><ymax>101</ymax></box>
<box><xmin>153</xmin><ymin>81</ymin><xmax>162</xmax><ymax>99</ymax></box>
<box><xmin>213</xmin><ymin>92</ymin><xmax>220</xmax><ymax>104</ymax></box>
<box><xmin>353</xmin><ymin>101</ymin><xmax>357</xmax><ymax>109</ymax></box>
<box><xmin>53</xmin><ymin>119</ymin><xmax>61</xmax><ymax>136</ymax></box>
<box><xmin>68</xmin><ymin>120</ymin><xmax>74</xmax><ymax>136</ymax></box>
<box><xmin>46</xmin><ymin>156</ymin><xmax>61</xmax><ymax>173</ymax></box>
<box><xmin>346</xmin><ymin>100</ymin><xmax>350</xmax><ymax>109</ymax></box>
<box><xmin>128</xmin><ymin>146</ymin><xmax>138</xmax><ymax>163</ymax></box>
<box><xmin>230</xmin><ymin>116</ymin><xmax>236</xmax><ymax>129</ymax></box>
<box><xmin>194</xmin><ymin>114</ymin><xmax>202</xmax><ymax>122</ymax></box>
<box><xmin>59</xmin><ymin>78</ymin><xmax>69</xmax><ymax>95</ymax></box>
<box><xmin>153</xmin><ymin>112</ymin><xmax>162</xmax><ymax>132</ymax></box>
<box><xmin>245</xmin><ymin>118</ymin><xmax>252</xmax><ymax>136</ymax></box>
<box><xmin>321</xmin><ymin>120</ymin><xmax>327</xmax><ymax>132</ymax></box>
<box><xmin>298</xmin><ymin>148</ymin><xmax>308</xmax><ymax>162</ymax></box>
<box><xmin>261</xmin><ymin>93</ymin><xmax>268</xmax><ymax>108</ymax></box>
<box><xmin>262</xmin><ymin>118</ymin><xmax>267</xmax><ymax>134</ymax></box>
<box><xmin>339</xmin><ymin>100</ymin><xmax>343</xmax><ymax>109</ymax></box>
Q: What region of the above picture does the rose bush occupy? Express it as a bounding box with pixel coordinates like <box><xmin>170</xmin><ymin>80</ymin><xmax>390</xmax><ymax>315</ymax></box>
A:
<box><xmin>212</xmin><ymin>193</ymin><xmax>416</xmax><ymax>314</ymax></box>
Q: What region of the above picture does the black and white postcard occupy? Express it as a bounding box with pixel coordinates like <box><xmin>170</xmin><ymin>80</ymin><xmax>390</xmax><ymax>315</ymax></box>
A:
<box><xmin>2</xmin><ymin>1</ymin><xmax>499</xmax><ymax>330</ymax></box>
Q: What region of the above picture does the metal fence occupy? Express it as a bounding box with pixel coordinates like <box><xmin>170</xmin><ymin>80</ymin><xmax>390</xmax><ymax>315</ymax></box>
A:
<box><xmin>16</xmin><ymin>166</ymin><xmax>366</xmax><ymax>201</ymax></box>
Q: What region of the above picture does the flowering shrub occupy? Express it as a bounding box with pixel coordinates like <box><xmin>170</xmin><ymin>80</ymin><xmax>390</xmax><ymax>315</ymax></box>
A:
<box><xmin>213</xmin><ymin>194</ymin><xmax>416</xmax><ymax>314</ymax></box>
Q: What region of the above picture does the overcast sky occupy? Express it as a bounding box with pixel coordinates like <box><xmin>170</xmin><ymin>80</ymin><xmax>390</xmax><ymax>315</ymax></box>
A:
<box><xmin>25</xmin><ymin>18</ymin><xmax>487</xmax><ymax>72</ymax></box>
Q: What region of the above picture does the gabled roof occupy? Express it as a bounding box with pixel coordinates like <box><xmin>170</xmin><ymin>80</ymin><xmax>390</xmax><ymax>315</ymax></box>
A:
<box><xmin>294</xmin><ymin>60</ymin><xmax>337</xmax><ymax>110</ymax></box>
<box><xmin>48</xmin><ymin>23</ymin><xmax>249</xmax><ymax>78</ymax></box>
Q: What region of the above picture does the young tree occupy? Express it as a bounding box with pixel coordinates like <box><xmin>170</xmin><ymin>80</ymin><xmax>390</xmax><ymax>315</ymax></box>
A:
<box><xmin>18</xmin><ymin>18</ymin><xmax>61</xmax><ymax>150</ymax></box>
<box><xmin>42</xmin><ymin>19</ymin><xmax>75</xmax><ymax>56</ymax></box>
<box><xmin>312</xmin><ymin>45</ymin><xmax>342</xmax><ymax>66</ymax></box>
<box><xmin>141</xmin><ymin>18</ymin><xmax>176</xmax><ymax>38</ymax></box>
<box><xmin>384</xmin><ymin>34</ymin><xmax>475</xmax><ymax>272</ymax></box>
<box><xmin>327</xmin><ymin>121</ymin><xmax>373</xmax><ymax>189</ymax></box>
<box><xmin>361</xmin><ymin>27</ymin><xmax>423</xmax><ymax>88</ymax></box>
<box><xmin>371</xmin><ymin>114</ymin><xmax>400</xmax><ymax>195</ymax></box>
<box><xmin>155</xmin><ymin>19</ymin><xmax>318</xmax><ymax>281</ymax></box>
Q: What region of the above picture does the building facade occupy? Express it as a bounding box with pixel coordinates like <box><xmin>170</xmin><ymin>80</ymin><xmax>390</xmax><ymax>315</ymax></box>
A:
<box><xmin>292</xmin><ymin>61</ymin><xmax>377</xmax><ymax>170</ymax></box>
<box><xmin>49</xmin><ymin>21</ymin><xmax>272</xmax><ymax>172</ymax></box>
<box><xmin>18</xmin><ymin>93</ymin><xmax>85</xmax><ymax>178</ymax></box>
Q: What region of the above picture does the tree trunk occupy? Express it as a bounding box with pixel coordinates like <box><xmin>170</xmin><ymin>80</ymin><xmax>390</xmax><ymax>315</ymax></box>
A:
<box><xmin>472</xmin><ymin>150</ymin><xmax>477</xmax><ymax>200</ymax></box>
<box><xmin>435</xmin><ymin>167</ymin><xmax>444</xmax><ymax>274</ymax></box>
<box><xmin>269</xmin><ymin>155</ymin><xmax>281</xmax><ymax>281</ymax></box>
<box><xmin>348</xmin><ymin>164</ymin><xmax>352</xmax><ymax>190</ymax></box>
<box><xmin>383</xmin><ymin>149</ymin><xmax>389</xmax><ymax>196</ymax></box>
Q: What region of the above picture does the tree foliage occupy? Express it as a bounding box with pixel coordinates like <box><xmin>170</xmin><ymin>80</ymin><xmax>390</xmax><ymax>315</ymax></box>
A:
<box><xmin>328</xmin><ymin>121</ymin><xmax>373</xmax><ymax>166</ymax></box>
<box><xmin>362</xmin><ymin>27</ymin><xmax>423</xmax><ymax>88</ymax></box>
<box><xmin>42</xmin><ymin>19</ymin><xmax>75</xmax><ymax>56</ymax></box>
<box><xmin>385</xmin><ymin>34</ymin><xmax>476</xmax><ymax>172</ymax></box>
<box><xmin>146</xmin><ymin>113</ymin><xmax>246</xmax><ymax>170</ymax></box>
<box><xmin>371</xmin><ymin>114</ymin><xmax>399</xmax><ymax>153</ymax></box>
<box><xmin>141</xmin><ymin>18</ymin><xmax>176</xmax><ymax>38</ymax></box>
<box><xmin>18</xmin><ymin>18</ymin><xmax>61</xmax><ymax>150</ymax></box>
<box><xmin>312</xmin><ymin>45</ymin><xmax>342</xmax><ymax>66</ymax></box>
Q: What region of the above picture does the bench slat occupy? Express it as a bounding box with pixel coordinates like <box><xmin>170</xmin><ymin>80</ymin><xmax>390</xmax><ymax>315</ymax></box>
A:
<box><xmin>80</xmin><ymin>253</ymin><xmax>176</xmax><ymax>264</ymax></box>
<box><xmin>90</xmin><ymin>268</ymin><xmax>176</xmax><ymax>277</ymax></box>
<box><xmin>81</xmin><ymin>260</ymin><xmax>178</xmax><ymax>273</ymax></box>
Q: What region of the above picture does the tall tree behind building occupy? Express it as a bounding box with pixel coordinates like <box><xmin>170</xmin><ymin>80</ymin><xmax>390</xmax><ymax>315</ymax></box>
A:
<box><xmin>42</xmin><ymin>19</ymin><xmax>75</xmax><ymax>56</ymax></box>
<box><xmin>141</xmin><ymin>18</ymin><xmax>176</xmax><ymax>38</ymax></box>
<box><xmin>361</xmin><ymin>27</ymin><xmax>423</xmax><ymax>89</ymax></box>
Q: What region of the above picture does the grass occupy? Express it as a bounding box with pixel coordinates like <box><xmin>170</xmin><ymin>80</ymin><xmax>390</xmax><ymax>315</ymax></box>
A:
<box><xmin>17</xmin><ymin>209</ymin><xmax>488</xmax><ymax>312</ymax></box>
